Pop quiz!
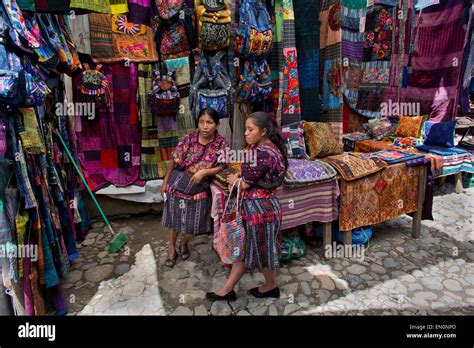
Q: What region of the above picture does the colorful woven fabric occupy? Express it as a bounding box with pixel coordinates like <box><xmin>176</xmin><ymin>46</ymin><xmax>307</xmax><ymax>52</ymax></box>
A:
<box><xmin>294</xmin><ymin>0</ymin><xmax>319</xmax><ymax>120</ymax></box>
<box><xmin>339</xmin><ymin>162</ymin><xmax>421</xmax><ymax>231</ymax></box>
<box><xmin>303</xmin><ymin>122</ymin><xmax>342</xmax><ymax>159</ymax></box>
<box><xmin>395</xmin><ymin>115</ymin><xmax>425</xmax><ymax>138</ymax></box>
<box><xmin>17</xmin><ymin>0</ymin><xmax>35</xmax><ymax>10</ymax></box>
<box><xmin>284</xmin><ymin>158</ymin><xmax>337</xmax><ymax>186</ymax></box>
<box><xmin>386</xmin><ymin>0</ymin><xmax>468</xmax><ymax>122</ymax></box>
<box><xmin>355</xmin><ymin>150</ymin><xmax>425</xmax><ymax>164</ymax></box>
<box><xmin>138</xmin><ymin>63</ymin><xmax>162</xmax><ymax>180</ymax></box>
<box><xmin>89</xmin><ymin>13</ymin><xmax>158</xmax><ymax>63</ymax></box>
<box><xmin>76</xmin><ymin>64</ymin><xmax>141</xmax><ymax>190</ymax></box>
<box><xmin>363</xmin><ymin>117</ymin><xmax>394</xmax><ymax>140</ymax></box>
<box><xmin>281</xmin><ymin>121</ymin><xmax>309</xmax><ymax>159</ymax></box>
<box><xmin>18</xmin><ymin>108</ymin><xmax>45</xmax><ymax>155</ymax></box>
<box><xmin>322</xmin><ymin>153</ymin><xmax>388</xmax><ymax>181</ymax></box>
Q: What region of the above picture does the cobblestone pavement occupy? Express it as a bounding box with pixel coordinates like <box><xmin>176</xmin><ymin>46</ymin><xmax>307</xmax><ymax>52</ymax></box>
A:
<box><xmin>65</xmin><ymin>183</ymin><xmax>474</xmax><ymax>316</ymax></box>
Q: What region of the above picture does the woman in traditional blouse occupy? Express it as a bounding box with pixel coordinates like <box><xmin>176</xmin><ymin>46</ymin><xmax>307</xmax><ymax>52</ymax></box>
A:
<box><xmin>206</xmin><ymin>112</ymin><xmax>287</xmax><ymax>301</ymax></box>
<box><xmin>161</xmin><ymin>108</ymin><xmax>230</xmax><ymax>267</ymax></box>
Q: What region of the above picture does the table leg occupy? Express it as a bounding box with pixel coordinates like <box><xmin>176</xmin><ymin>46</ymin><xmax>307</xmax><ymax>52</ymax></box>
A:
<box><xmin>455</xmin><ymin>172</ymin><xmax>463</xmax><ymax>194</ymax></box>
<box><xmin>412</xmin><ymin>164</ymin><xmax>427</xmax><ymax>238</ymax></box>
<box><xmin>343</xmin><ymin>231</ymin><xmax>352</xmax><ymax>250</ymax></box>
<box><xmin>323</xmin><ymin>222</ymin><xmax>332</xmax><ymax>259</ymax></box>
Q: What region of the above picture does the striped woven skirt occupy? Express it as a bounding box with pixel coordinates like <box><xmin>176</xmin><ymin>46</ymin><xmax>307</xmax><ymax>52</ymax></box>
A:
<box><xmin>161</xmin><ymin>169</ymin><xmax>212</xmax><ymax>236</ymax></box>
<box><xmin>242</xmin><ymin>197</ymin><xmax>282</xmax><ymax>271</ymax></box>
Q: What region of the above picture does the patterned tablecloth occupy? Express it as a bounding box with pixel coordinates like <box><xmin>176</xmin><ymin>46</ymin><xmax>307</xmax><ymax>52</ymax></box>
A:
<box><xmin>211</xmin><ymin>178</ymin><xmax>340</xmax><ymax>232</ymax></box>
<box><xmin>338</xmin><ymin>162</ymin><xmax>424</xmax><ymax>231</ymax></box>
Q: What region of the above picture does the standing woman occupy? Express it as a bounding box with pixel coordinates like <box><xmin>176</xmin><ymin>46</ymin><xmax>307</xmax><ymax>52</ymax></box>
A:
<box><xmin>161</xmin><ymin>108</ymin><xmax>230</xmax><ymax>267</ymax></box>
<box><xmin>206</xmin><ymin>112</ymin><xmax>287</xmax><ymax>301</ymax></box>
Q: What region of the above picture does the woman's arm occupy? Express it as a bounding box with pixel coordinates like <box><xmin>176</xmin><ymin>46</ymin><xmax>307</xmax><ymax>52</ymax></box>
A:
<box><xmin>161</xmin><ymin>161</ymin><xmax>176</xmax><ymax>195</ymax></box>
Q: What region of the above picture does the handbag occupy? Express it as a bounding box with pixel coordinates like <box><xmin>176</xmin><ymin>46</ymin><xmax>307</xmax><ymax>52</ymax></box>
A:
<box><xmin>213</xmin><ymin>178</ymin><xmax>246</xmax><ymax>265</ymax></box>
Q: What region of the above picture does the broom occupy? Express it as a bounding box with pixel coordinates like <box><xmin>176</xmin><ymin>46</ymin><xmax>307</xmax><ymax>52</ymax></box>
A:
<box><xmin>53</xmin><ymin>129</ymin><xmax>128</xmax><ymax>253</ymax></box>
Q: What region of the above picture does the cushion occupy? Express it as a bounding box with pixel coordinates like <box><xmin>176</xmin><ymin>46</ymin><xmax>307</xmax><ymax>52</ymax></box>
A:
<box><xmin>284</xmin><ymin>158</ymin><xmax>337</xmax><ymax>186</ymax></box>
<box><xmin>363</xmin><ymin>118</ymin><xmax>394</xmax><ymax>140</ymax></box>
<box><xmin>303</xmin><ymin>122</ymin><xmax>342</xmax><ymax>159</ymax></box>
<box><xmin>423</xmin><ymin>120</ymin><xmax>456</xmax><ymax>148</ymax></box>
<box><xmin>280</xmin><ymin>122</ymin><xmax>309</xmax><ymax>159</ymax></box>
<box><xmin>395</xmin><ymin>115</ymin><xmax>425</xmax><ymax>138</ymax></box>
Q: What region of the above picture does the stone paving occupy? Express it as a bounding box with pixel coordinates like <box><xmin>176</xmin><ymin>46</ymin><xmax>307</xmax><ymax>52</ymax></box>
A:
<box><xmin>65</xmin><ymin>182</ymin><xmax>474</xmax><ymax>316</ymax></box>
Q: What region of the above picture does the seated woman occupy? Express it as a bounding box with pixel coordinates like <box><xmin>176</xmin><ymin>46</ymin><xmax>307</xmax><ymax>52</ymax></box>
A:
<box><xmin>161</xmin><ymin>108</ymin><xmax>230</xmax><ymax>267</ymax></box>
<box><xmin>206</xmin><ymin>112</ymin><xmax>287</xmax><ymax>301</ymax></box>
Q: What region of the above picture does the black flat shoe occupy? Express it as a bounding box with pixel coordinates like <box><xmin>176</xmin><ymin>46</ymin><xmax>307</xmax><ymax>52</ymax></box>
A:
<box><xmin>249</xmin><ymin>287</ymin><xmax>280</xmax><ymax>298</ymax></box>
<box><xmin>206</xmin><ymin>290</ymin><xmax>237</xmax><ymax>302</ymax></box>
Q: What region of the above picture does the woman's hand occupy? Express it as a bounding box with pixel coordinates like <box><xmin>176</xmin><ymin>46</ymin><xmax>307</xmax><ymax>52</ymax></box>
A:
<box><xmin>227</xmin><ymin>173</ymin><xmax>241</xmax><ymax>188</ymax></box>
<box><xmin>160</xmin><ymin>181</ymin><xmax>168</xmax><ymax>196</ymax></box>
<box><xmin>191</xmin><ymin>170</ymin><xmax>206</xmax><ymax>183</ymax></box>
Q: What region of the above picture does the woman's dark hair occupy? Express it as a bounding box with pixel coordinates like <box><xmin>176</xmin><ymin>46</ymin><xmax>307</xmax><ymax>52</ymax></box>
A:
<box><xmin>247</xmin><ymin>112</ymin><xmax>288</xmax><ymax>169</ymax></box>
<box><xmin>196</xmin><ymin>108</ymin><xmax>220</xmax><ymax>126</ymax></box>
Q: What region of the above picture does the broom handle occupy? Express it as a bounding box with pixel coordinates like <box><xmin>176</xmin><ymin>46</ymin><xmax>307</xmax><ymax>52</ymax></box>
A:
<box><xmin>54</xmin><ymin>129</ymin><xmax>115</xmax><ymax>236</ymax></box>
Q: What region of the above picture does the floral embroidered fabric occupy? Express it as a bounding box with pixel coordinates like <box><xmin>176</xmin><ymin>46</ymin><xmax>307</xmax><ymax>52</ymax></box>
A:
<box><xmin>172</xmin><ymin>130</ymin><xmax>230</xmax><ymax>174</ymax></box>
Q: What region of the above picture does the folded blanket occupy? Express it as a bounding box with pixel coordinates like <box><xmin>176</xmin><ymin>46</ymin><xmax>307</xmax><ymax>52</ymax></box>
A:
<box><xmin>351</xmin><ymin>150</ymin><xmax>424</xmax><ymax>164</ymax></box>
<box><xmin>415</xmin><ymin>144</ymin><xmax>468</xmax><ymax>156</ymax></box>
<box><xmin>322</xmin><ymin>153</ymin><xmax>387</xmax><ymax>181</ymax></box>
<box><xmin>284</xmin><ymin>158</ymin><xmax>337</xmax><ymax>186</ymax></box>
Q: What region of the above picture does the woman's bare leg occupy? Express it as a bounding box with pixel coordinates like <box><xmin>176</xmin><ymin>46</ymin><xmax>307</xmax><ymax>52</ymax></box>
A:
<box><xmin>167</xmin><ymin>228</ymin><xmax>178</xmax><ymax>259</ymax></box>
<box><xmin>215</xmin><ymin>261</ymin><xmax>246</xmax><ymax>296</ymax></box>
<box><xmin>259</xmin><ymin>268</ymin><xmax>277</xmax><ymax>292</ymax></box>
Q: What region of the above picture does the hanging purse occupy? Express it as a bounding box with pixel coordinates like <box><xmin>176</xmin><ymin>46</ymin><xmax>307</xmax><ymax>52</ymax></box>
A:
<box><xmin>213</xmin><ymin>178</ymin><xmax>246</xmax><ymax>265</ymax></box>
<box><xmin>147</xmin><ymin>69</ymin><xmax>180</xmax><ymax>116</ymax></box>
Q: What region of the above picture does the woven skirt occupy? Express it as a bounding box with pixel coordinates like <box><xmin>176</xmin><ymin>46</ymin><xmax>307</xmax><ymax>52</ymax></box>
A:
<box><xmin>242</xmin><ymin>197</ymin><xmax>282</xmax><ymax>271</ymax></box>
<box><xmin>161</xmin><ymin>170</ymin><xmax>212</xmax><ymax>236</ymax></box>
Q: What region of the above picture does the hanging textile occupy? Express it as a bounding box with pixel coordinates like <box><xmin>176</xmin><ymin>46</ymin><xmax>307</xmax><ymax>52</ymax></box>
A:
<box><xmin>138</xmin><ymin>63</ymin><xmax>162</xmax><ymax>180</ymax></box>
<box><xmin>354</xmin><ymin>4</ymin><xmax>394</xmax><ymax>119</ymax></box>
<box><xmin>279</xmin><ymin>0</ymin><xmax>302</xmax><ymax>126</ymax></box>
<box><xmin>340</xmin><ymin>0</ymin><xmax>366</xmax><ymax>131</ymax></box>
<box><xmin>89</xmin><ymin>13</ymin><xmax>158</xmax><ymax>63</ymax></box>
<box><xmin>76</xmin><ymin>64</ymin><xmax>141</xmax><ymax>189</ymax></box>
<box><xmin>69</xmin><ymin>15</ymin><xmax>92</xmax><ymax>55</ymax></box>
<box><xmin>320</xmin><ymin>0</ymin><xmax>343</xmax><ymax>142</ymax></box>
<box><xmin>295</xmin><ymin>0</ymin><xmax>320</xmax><ymax>121</ymax></box>
<box><xmin>70</xmin><ymin>0</ymin><xmax>111</xmax><ymax>13</ymax></box>
<box><xmin>34</xmin><ymin>0</ymin><xmax>71</xmax><ymax>12</ymax></box>
<box><xmin>387</xmin><ymin>0</ymin><xmax>469</xmax><ymax>122</ymax></box>
<box><xmin>128</xmin><ymin>0</ymin><xmax>153</xmax><ymax>26</ymax></box>
<box><xmin>109</xmin><ymin>0</ymin><xmax>128</xmax><ymax>14</ymax></box>
<box><xmin>17</xmin><ymin>0</ymin><xmax>36</xmax><ymax>11</ymax></box>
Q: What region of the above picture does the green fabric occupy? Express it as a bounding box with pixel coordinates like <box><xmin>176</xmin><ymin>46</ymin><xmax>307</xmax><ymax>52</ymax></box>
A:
<box><xmin>274</xmin><ymin>1</ymin><xmax>283</xmax><ymax>43</ymax></box>
<box><xmin>70</xmin><ymin>0</ymin><xmax>111</xmax><ymax>13</ymax></box>
<box><xmin>342</xmin><ymin>0</ymin><xmax>367</xmax><ymax>9</ymax></box>
<box><xmin>17</xmin><ymin>0</ymin><xmax>35</xmax><ymax>11</ymax></box>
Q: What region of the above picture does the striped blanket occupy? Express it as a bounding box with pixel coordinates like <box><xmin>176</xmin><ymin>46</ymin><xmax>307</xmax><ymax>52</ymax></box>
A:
<box><xmin>211</xmin><ymin>179</ymin><xmax>339</xmax><ymax>232</ymax></box>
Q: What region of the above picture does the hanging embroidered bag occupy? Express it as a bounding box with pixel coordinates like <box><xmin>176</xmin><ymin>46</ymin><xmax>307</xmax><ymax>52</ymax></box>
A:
<box><xmin>237</xmin><ymin>59</ymin><xmax>272</xmax><ymax>103</ymax></box>
<box><xmin>0</xmin><ymin>18</ymin><xmax>26</xmax><ymax>107</ymax></box>
<box><xmin>235</xmin><ymin>0</ymin><xmax>273</xmax><ymax>60</ymax></box>
<box><xmin>213</xmin><ymin>178</ymin><xmax>246</xmax><ymax>265</ymax></box>
<box><xmin>190</xmin><ymin>51</ymin><xmax>232</xmax><ymax>118</ymax></box>
<box><xmin>148</xmin><ymin>69</ymin><xmax>180</xmax><ymax>116</ymax></box>
<box><xmin>154</xmin><ymin>0</ymin><xmax>195</xmax><ymax>60</ymax></box>
<box><xmin>196</xmin><ymin>0</ymin><xmax>232</xmax><ymax>51</ymax></box>
<box><xmin>79</xmin><ymin>64</ymin><xmax>112</xmax><ymax>107</ymax></box>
